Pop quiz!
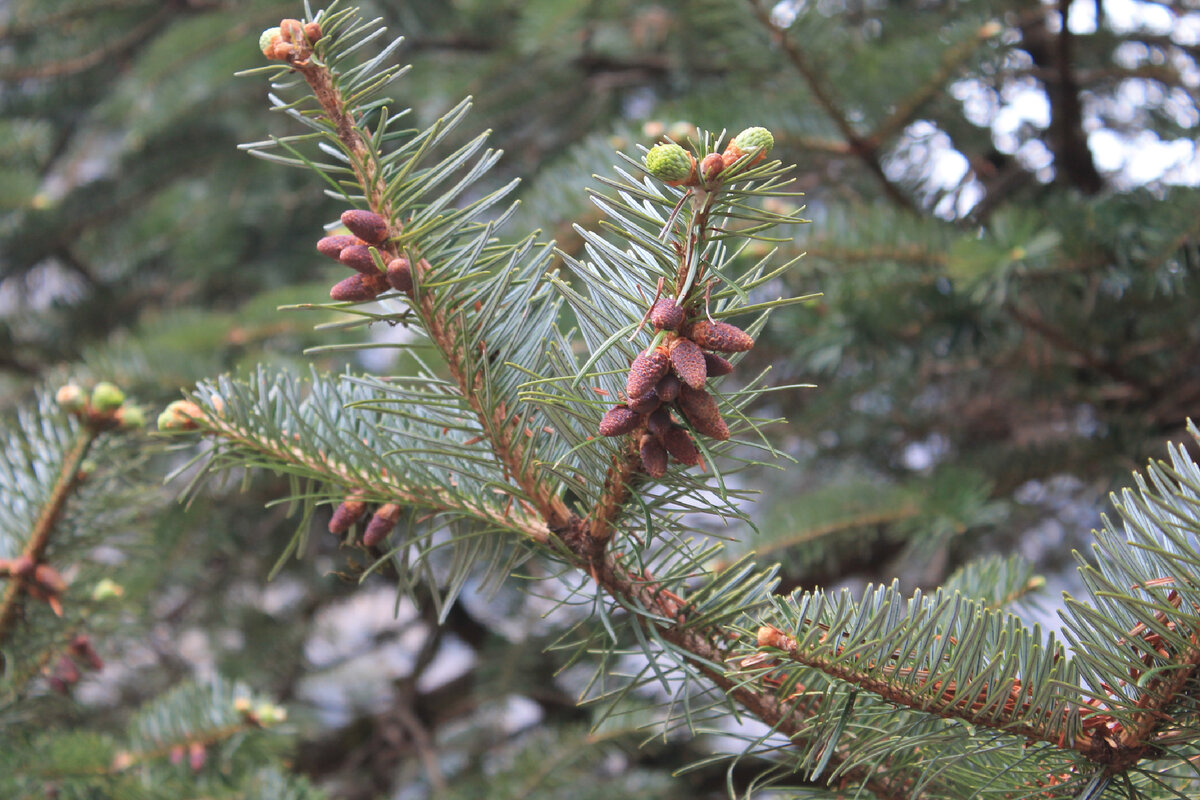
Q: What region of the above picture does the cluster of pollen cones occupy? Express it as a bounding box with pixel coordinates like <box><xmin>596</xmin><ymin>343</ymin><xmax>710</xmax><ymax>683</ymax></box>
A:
<box><xmin>316</xmin><ymin>209</ymin><xmax>416</xmax><ymax>302</ymax></box>
<box><xmin>599</xmin><ymin>296</ymin><xmax>754</xmax><ymax>477</ymax></box>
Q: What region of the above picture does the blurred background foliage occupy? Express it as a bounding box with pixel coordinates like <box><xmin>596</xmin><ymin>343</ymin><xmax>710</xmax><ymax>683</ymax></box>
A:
<box><xmin>1</xmin><ymin>0</ymin><xmax>1197</xmax><ymax>797</ymax></box>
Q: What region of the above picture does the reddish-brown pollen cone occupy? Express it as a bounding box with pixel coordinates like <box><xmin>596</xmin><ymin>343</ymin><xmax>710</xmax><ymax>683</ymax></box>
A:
<box><xmin>341</xmin><ymin>209</ymin><xmax>390</xmax><ymax>245</ymax></box>
<box><xmin>703</xmin><ymin>352</ymin><xmax>734</xmax><ymax>376</ymax></box>
<box><xmin>386</xmin><ymin>258</ymin><xmax>413</xmax><ymax>293</ymax></box>
<box><xmin>363</xmin><ymin>503</ymin><xmax>401</xmax><ymax>547</ymax></box>
<box><xmin>649</xmin><ymin>298</ymin><xmax>684</xmax><ymax>331</ymax></box>
<box><xmin>317</xmin><ymin>235</ymin><xmax>362</xmax><ymax>260</ymax></box>
<box><xmin>684</xmin><ymin>320</ymin><xmax>754</xmax><ymax>353</ymax></box>
<box><xmin>599</xmin><ymin>405</ymin><xmax>641</xmax><ymax>437</ymax></box>
<box><xmin>669</xmin><ymin>337</ymin><xmax>707</xmax><ymax>389</ymax></box>
<box><xmin>640</xmin><ymin>434</ymin><xmax>668</xmax><ymax>478</ymax></box>
<box><xmin>678</xmin><ymin>385</ymin><xmax>729</xmax><ymax>440</ymax></box>
<box><xmin>626</xmin><ymin>390</ymin><xmax>661</xmax><ymax>414</ymax></box>
<box><xmin>330</xmin><ymin>274</ymin><xmax>379</xmax><ymax>302</ymax></box>
<box><xmin>626</xmin><ymin>347</ymin><xmax>671</xmax><ymax>399</ymax></box>
<box><xmin>654</xmin><ymin>373</ymin><xmax>681</xmax><ymax>403</ymax></box>
<box><xmin>663</xmin><ymin>426</ymin><xmax>702</xmax><ymax>466</ymax></box>
<box><xmin>329</xmin><ymin>498</ymin><xmax>368</xmax><ymax>534</ymax></box>
<box><xmin>339</xmin><ymin>244</ymin><xmax>380</xmax><ymax>275</ymax></box>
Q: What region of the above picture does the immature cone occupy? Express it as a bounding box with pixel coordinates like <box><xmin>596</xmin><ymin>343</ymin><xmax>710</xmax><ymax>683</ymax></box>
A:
<box><xmin>386</xmin><ymin>258</ymin><xmax>413</xmax><ymax>293</ymax></box>
<box><xmin>640</xmin><ymin>434</ymin><xmax>668</xmax><ymax>478</ymax></box>
<box><xmin>317</xmin><ymin>234</ymin><xmax>362</xmax><ymax>260</ymax></box>
<box><xmin>328</xmin><ymin>498</ymin><xmax>368</xmax><ymax>534</ymax></box>
<box><xmin>649</xmin><ymin>298</ymin><xmax>684</xmax><ymax>331</ymax></box>
<box><xmin>724</xmin><ymin>126</ymin><xmax>774</xmax><ymax>166</ymax></box>
<box><xmin>116</xmin><ymin>406</ymin><xmax>146</xmax><ymax>430</ymax></box>
<box><xmin>654</xmin><ymin>373</ymin><xmax>681</xmax><ymax>403</ymax></box>
<box><xmin>157</xmin><ymin>400</ymin><xmax>202</xmax><ymax>432</ymax></box>
<box><xmin>678</xmin><ymin>385</ymin><xmax>729</xmax><ymax>440</ymax></box>
<box><xmin>644</xmin><ymin>143</ymin><xmax>695</xmax><ymax>184</ymax></box>
<box><xmin>626</xmin><ymin>347</ymin><xmax>671</xmax><ymax>399</ymax></box>
<box><xmin>663</xmin><ymin>426</ymin><xmax>702</xmax><ymax>466</ymax></box>
<box><xmin>599</xmin><ymin>405</ymin><xmax>641</xmax><ymax>437</ymax></box>
<box><xmin>341</xmin><ymin>209</ymin><xmax>389</xmax><ymax>245</ymax></box>
<box><xmin>684</xmin><ymin>320</ymin><xmax>754</xmax><ymax>353</ymax></box>
<box><xmin>50</xmin><ymin>655</ymin><xmax>80</xmax><ymax>692</ymax></box>
<box><xmin>363</xmin><ymin>503</ymin><xmax>401</xmax><ymax>547</ymax></box>
<box><xmin>669</xmin><ymin>337</ymin><xmax>707</xmax><ymax>389</ymax></box>
<box><xmin>91</xmin><ymin>381</ymin><xmax>125</xmax><ymax>413</ymax></box>
<box><xmin>338</xmin><ymin>244</ymin><xmax>379</xmax><ymax>275</ymax></box>
<box><xmin>259</xmin><ymin>27</ymin><xmax>282</xmax><ymax>57</ymax></box>
<box><xmin>703</xmin><ymin>352</ymin><xmax>734</xmax><ymax>377</ymax></box>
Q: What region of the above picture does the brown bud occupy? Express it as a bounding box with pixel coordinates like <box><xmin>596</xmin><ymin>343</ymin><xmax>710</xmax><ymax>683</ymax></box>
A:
<box><xmin>757</xmin><ymin>624</ymin><xmax>785</xmax><ymax>648</ymax></box>
<box><xmin>10</xmin><ymin>554</ymin><xmax>35</xmax><ymax>578</ymax></box>
<box><xmin>70</xmin><ymin>634</ymin><xmax>104</xmax><ymax>671</ymax></box>
<box><xmin>330</xmin><ymin>273</ymin><xmax>380</xmax><ymax>302</ymax></box>
<box><xmin>669</xmin><ymin>337</ymin><xmax>707</xmax><ymax>389</ymax></box>
<box><xmin>649</xmin><ymin>298</ymin><xmax>684</xmax><ymax>331</ymax></box>
<box><xmin>317</xmin><ymin>234</ymin><xmax>362</xmax><ymax>261</ymax></box>
<box><xmin>340</xmin><ymin>209</ymin><xmax>389</xmax><ymax>245</ymax></box>
<box><xmin>646</xmin><ymin>408</ymin><xmax>672</xmax><ymax>438</ymax></box>
<box><xmin>188</xmin><ymin>742</ymin><xmax>207</xmax><ymax>772</ymax></box>
<box><xmin>684</xmin><ymin>320</ymin><xmax>754</xmax><ymax>353</ymax></box>
<box><xmin>640</xmin><ymin>434</ymin><xmax>668</xmax><ymax>478</ymax></box>
<box><xmin>700</xmin><ymin>152</ymin><xmax>725</xmax><ymax>183</ymax></box>
<box><xmin>703</xmin><ymin>352</ymin><xmax>734</xmax><ymax>377</ymax></box>
<box><xmin>626</xmin><ymin>390</ymin><xmax>660</xmax><ymax>415</ymax></box>
<box><xmin>386</xmin><ymin>258</ymin><xmax>413</xmax><ymax>293</ymax></box>
<box><xmin>338</xmin><ymin>244</ymin><xmax>379</xmax><ymax>275</ymax></box>
<box><xmin>654</xmin><ymin>374</ymin><xmax>681</xmax><ymax>403</ymax></box>
<box><xmin>599</xmin><ymin>405</ymin><xmax>641</xmax><ymax>437</ymax></box>
<box><xmin>303</xmin><ymin>21</ymin><xmax>323</xmax><ymax>42</ymax></box>
<box><xmin>677</xmin><ymin>385</ymin><xmax>729</xmax><ymax>440</ymax></box>
<box><xmin>626</xmin><ymin>347</ymin><xmax>671</xmax><ymax>399</ymax></box>
<box><xmin>363</xmin><ymin>503</ymin><xmax>401</xmax><ymax>547</ymax></box>
<box><xmin>279</xmin><ymin>19</ymin><xmax>305</xmax><ymax>43</ymax></box>
<box><xmin>52</xmin><ymin>655</ymin><xmax>80</xmax><ymax>687</ymax></box>
<box><xmin>34</xmin><ymin>564</ymin><xmax>67</xmax><ymax>595</ymax></box>
<box><xmin>268</xmin><ymin>41</ymin><xmax>295</xmax><ymax>61</ymax></box>
<box><xmin>663</xmin><ymin>426</ymin><xmax>702</xmax><ymax>466</ymax></box>
<box><xmin>328</xmin><ymin>499</ymin><xmax>368</xmax><ymax>535</ymax></box>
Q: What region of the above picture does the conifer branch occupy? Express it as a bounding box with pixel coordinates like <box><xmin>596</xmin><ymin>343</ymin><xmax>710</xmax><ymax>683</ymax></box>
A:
<box><xmin>744</xmin><ymin>0</ymin><xmax>919</xmax><ymax>214</ymax></box>
<box><xmin>284</xmin><ymin>40</ymin><xmax>572</xmax><ymax>534</ymax></box>
<box><xmin>179</xmin><ymin>405</ymin><xmax>550</xmax><ymax>544</ymax></box>
<box><xmin>0</xmin><ymin>426</ymin><xmax>97</xmax><ymax>646</ymax></box>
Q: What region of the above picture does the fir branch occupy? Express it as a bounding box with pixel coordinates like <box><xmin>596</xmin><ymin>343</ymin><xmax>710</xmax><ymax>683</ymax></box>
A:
<box><xmin>0</xmin><ymin>423</ymin><xmax>99</xmax><ymax>647</ymax></box>
<box><xmin>178</xmin><ymin>395</ymin><xmax>550</xmax><ymax>545</ymax></box>
<box><xmin>743</xmin><ymin>0</ymin><xmax>918</xmax><ymax>214</ymax></box>
<box><xmin>281</xmin><ymin>30</ymin><xmax>572</xmax><ymax>533</ymax></box>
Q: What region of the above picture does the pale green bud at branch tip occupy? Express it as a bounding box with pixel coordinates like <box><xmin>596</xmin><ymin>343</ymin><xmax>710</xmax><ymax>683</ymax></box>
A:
<box><xmin>731</xmin><ymin>126</ymin><xmax>774</xmax><ymax>158</ymax></box>
<box><xmin>55</xmin><ymin>384</ymin><xmax>86</xmax><ymax>413</ymax></box>
<box><xmin>644</xmin><ymin>143</ymin><xmax>694</xmax><ymax>183</ymax></box>
<box><xmin>91</xmin><ymin>381</ymin><xmax>125</xmax><ymax>413</ymax></box>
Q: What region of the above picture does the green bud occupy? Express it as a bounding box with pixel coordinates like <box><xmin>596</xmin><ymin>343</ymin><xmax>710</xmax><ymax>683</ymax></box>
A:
<box><xmin>55</xmin><ymin>384</ymin><xmax>86</xmax><ymax>413</ymax></box>
<box><xmin>259</xmin><ymin>27</ymin><xmax>281</xmax><ymax>56</ymax></box>
<box><xmin>116</xmin><ymin>406</ymin><xmax>146</xmax><ymax>430</ymax></box>
<box><xmin>732</xmin><ymin>126</ymin><xmax>774</xmax><ymax>158</ymax></box>
<box><xmin>91</xmin><ymin>381</ymin><xmax>125</xmax><ymax>413</ymax></box>
<box><xmin>644</xmin><ymin>143</ymin><xmax>694</xmax><ymax>183</ymax></box>
<box><xmin>92</xmin><ymin>578</ymin><xmax>125</xmax><ymax>601</ymax></box>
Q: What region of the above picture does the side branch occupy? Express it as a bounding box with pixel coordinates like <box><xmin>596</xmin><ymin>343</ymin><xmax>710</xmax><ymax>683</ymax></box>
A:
<box><xmin>185</xmin><ymin>409</ymin><xmax>550</xmax><ymax>544</ymax></box>
<box><xmin>0</xmin><ymin>427</ymin><xmax>98</xmax><ymax>647</ymax></box>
